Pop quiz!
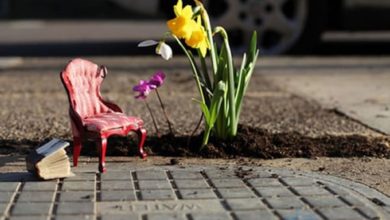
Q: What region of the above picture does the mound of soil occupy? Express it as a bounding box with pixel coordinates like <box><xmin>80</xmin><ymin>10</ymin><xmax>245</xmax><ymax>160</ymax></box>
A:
<box><xmin>68</xmin><ymin>125</ymin><xmax>390</xmax><ymax>159</ymax></box>
<box><xmin>3</xmin><ymin>125</ymin><xmax>390</xmax><ymax>160</ymax></box>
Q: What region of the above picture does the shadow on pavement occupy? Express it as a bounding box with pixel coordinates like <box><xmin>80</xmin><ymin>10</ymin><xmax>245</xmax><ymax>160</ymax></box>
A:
<box><xmin>0</xmin><ymin>172</ymin><xmax>38</xmax><ymax>182</ymax></box>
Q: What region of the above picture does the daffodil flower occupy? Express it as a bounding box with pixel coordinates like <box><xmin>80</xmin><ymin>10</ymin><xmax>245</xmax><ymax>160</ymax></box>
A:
<box><xmin>185</xmin><ymin>17</ymin><xmax>210</xmax><ymax>57</ymax></box>
<box><xmin>167</xmin><ymin>0</ymin><xmax>196</xmax><ymax>40</ymax></box>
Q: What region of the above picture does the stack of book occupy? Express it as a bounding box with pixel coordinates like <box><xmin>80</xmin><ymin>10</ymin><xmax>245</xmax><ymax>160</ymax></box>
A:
<box><xmin>26</xmin><ymin>139</ymin><xmax>74</xmax><ymax>180</ymax></box>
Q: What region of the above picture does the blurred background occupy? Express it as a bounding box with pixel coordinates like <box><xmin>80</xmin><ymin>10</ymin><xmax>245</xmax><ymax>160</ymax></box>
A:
<box><xmin>1</xmin><ymin>0</ymin><xmax>390</xmax><ymax>56</ymax></box>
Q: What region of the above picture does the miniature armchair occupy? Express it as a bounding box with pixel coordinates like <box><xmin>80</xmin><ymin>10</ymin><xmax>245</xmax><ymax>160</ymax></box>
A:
<box><xmin>60</xmin><ymin>58</ymin><xmax>147</xmax><ymax>173</ymax></box>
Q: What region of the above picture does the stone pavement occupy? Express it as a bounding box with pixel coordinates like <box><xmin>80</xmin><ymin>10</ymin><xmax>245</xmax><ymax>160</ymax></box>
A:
<box><xmin>0</xmin><ymin>163</ymin><xmax>389</xmax><ymax>220</ymax></box>
<box><xmin>261</xmin><ymin>57</ymin><xmax>390</xmax><ymax>134</ymax></box>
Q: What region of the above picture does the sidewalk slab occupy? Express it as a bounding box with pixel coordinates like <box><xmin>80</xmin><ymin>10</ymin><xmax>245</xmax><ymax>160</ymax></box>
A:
<box><xmin>262</xmin><ymin>61</ymin><xmax>390</xmax><ymax>134</ymax></box>
<box><xmin>0</xmin><ymin>164</ymin><xmax>389</xmax><ymax>220</ymax></box>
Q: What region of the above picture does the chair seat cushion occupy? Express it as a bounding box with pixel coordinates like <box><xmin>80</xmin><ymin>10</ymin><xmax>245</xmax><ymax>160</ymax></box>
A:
<box><xmin>83</xmin><ymin>112</ymin><xmax>143</xmax><ymax>132</ymax></box>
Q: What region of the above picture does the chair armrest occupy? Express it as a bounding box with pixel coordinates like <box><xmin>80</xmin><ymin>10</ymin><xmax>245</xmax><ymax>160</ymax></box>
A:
<box><xmin>102</xmin><ymin>100</ymin><xmax>123</xmax><ymax>113</ymax></box>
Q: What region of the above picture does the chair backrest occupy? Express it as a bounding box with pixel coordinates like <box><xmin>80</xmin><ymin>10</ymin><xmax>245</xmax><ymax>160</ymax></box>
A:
<box><xmin>61</xmin><ymin>59</ymin><xmax>113</xmax><ymax>119</ymax></box>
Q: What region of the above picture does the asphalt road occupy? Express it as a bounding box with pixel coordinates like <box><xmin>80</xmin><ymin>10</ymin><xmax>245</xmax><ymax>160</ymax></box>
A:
<box><xmin>0</xmin><ymin>20</ymin><xmax>389</xmax><ymax>136</ymax></box>
<box><xmin>1</xmin><ymin>20</ymin><xmax>390</xmax><ymax>56</ymax></box>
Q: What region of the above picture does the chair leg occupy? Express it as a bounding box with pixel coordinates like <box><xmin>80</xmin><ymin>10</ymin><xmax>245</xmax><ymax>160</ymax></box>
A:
<box><xmin>73</xmin><ymin>136</ymin><xmax>82</xmax><ymax>167</ymax></box>
<box><xmin>137</xmin><ymin>128</ymin><xmax>147</xmax><ymax>159</ymax></box>
<box><xmin>98</xmin><ymin>138</ymin><xmax>108</xmax><ymax>173</ymax></box>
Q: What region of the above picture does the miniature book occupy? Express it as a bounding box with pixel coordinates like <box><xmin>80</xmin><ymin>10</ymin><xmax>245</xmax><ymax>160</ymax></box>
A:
<box><xmin>26</xmin><ymin>139</ymin><xmax>74</xmax><ymax>180</ymax></box>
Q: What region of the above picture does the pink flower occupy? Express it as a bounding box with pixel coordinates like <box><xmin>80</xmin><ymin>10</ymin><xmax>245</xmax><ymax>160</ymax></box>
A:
<box><xmin>133</xmin><ymin>80</ymin><xmax>153</xmax><ymax>99</ymax></box>
<box><xmin>149</xmin><ymin>71</ymin><xmax>166</xmax><ymax>88</ymax></box>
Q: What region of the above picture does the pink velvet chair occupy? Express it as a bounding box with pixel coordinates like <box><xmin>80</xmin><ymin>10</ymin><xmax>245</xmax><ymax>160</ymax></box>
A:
<box><xmin>60</xmin><ymin>58</ymin><xmax>147</xmax><ymax>172</ymax></box>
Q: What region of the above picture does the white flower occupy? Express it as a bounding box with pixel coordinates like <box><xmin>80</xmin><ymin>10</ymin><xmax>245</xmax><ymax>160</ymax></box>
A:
<box><xmin>138</xmin><ymin>40</ymin><xmax>173</xmax><ymax>61</ymax></box>
<box><xmin>156</xmin><ymin>42</ymin><xmax>173</xmax><ymax>61</ymax></box>
<box><xmin>138</xmin><ymin>40</ymin><xmax>159</xmax><ymax>47</ymax></box>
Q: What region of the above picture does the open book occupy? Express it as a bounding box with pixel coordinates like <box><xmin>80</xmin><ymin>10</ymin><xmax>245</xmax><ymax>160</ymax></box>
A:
<box><xmin>26</xmin><ymin>139</ymin><xmax>74</xmax><ymax>180</ymax></box>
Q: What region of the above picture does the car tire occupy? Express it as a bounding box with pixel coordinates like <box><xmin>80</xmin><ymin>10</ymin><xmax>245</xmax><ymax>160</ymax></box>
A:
<box><xmin>208</xmin><ymin>0</ymin><xmax>328</xmax><ymax>55</ymax></box>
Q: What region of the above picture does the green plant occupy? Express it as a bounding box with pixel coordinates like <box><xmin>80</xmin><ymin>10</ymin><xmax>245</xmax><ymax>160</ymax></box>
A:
<box><xmin>140</xmin><ymin>0</ymin><xmax>259</xmax><ymax>146</ymax></box>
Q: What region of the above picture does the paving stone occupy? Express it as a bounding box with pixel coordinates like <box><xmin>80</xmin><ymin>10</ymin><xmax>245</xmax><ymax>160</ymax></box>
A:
<box><xmin>170</xmin><ymin>171</ymin><xmax>203</xmax><ymax>179</ymax></box>
<box><xmin>62</xmin><ymin>181</ymin><xmax>95</xmax><ymax>191</ymax></box>
<box><xmin>277</xmin><ymin>209</ymin><xmax>322</xmax><ymax>220</ymax></box>
<box><xmin>342</xmin><ymin>195</ymin><xmax>367</xmax><ymax>207</ymax></box>
<box><xmin>101</xmin><ymin>190</ymin><xmax>136</xmax><ymax>201</ymax></box>
<box><xmin>318</xmin><ymin>207</ymin><xmax>366</xmax><ymax>220</ymax></box>
<box><xmin>0</xmin><ymin>192</ymin><xmax>14</xmax><ymax>202</ymax></box>
<box><xmin>251</xmin><ymin>170</ymin><xmax>274</xmax><ymax>178</ymax></box>
<box><xmin>265</xmin><ymin>197</ymin><xmax>307</xmax><ymax>209</ymax></box>
<box><xmin>178</xmin><ymin>189</ymin><xmax>218</xmax><ymax>200</ymax></box>
<box><xmin>293</xmin><ymin>186</ymin><xmax>332</xmax><ymax>196</ymax></box>
<box><xmin>204</xmin><ymin>170</ymin><xmax>237</xmax><ymax>179</ymax></box>
<box><xmin>234</xmin><ymin>210</ymin><xmax>278</xmax><ymax>220</ymax></box>
<box><xmin>22</xmin><ymin>182</ymin><xmax>56</xmax><ymax>191</ymax></box>
<box><xmin>304</xmin><ymin>195</ymin><xmax>347</xmax><ymax>208</ymax></box>
<box><xmin>0</xmin><ymin>182</ymin><xmax>19</xmax><ymax>192</ymax></box>
<box><xmin>146</xmin><ymin>213</ymin><xmax>186</xmax><ymax>220</ymax></box>
<box><xmin>324</xmin><ymin>185</ymin><xmax>349</xmax><ymax>195</ymax></box>
<box><xmin>357</xmin><ymin>205</ymin><xmax>382</xmax><ymax>219</ymax></box>
<box><xmin>138</xmin><ymin>180</ymin><xmax>171</xmax><ymax>190</ymax></box>
<box><xmin>101</xmin><ymin>214</ymin><xmax>138</xmax><ymax>220</ymax></box>
<box><xmin>101</xmin><ymin>181</ymin><xmax>134</xmax><ymax>191</ymax></box>
<box><xmin>247</xmin><ymin>178</ymin><xmax>282</xmax><ymax>187</ymax></box>
<box><xmin>59</xmin><ymin>191</ymin><xmax>95</xmax><ymax>202</ymax></box>
<box><xmin>8</xmin><ymin>216</ymin><xmax>48</xmax><ymax>220</ymax></box>
<box><xmin>190</xmin><ymin>212</ymin><xmax>233</xmax><ymax>220</ymax></box>
<box><xmin>270</xmin><ymin>170</ymin><xmax>296</xmax><ymax>177</ymax></box>
<box><xmin>140</xmin><ymin>189</ymin><xmax>175</xmax><ymax>200</ymax></box>
<box><xmin>174</xmin><ymin>180</ymin><xmax>209</xmax><ymax>189</ymax></box>
<box><xmin>210</xmin><ymin>179</ymin><xmax>246</xmax><ymax>188</ymax></box>
<box><xmin>217</xmin><ymin>188</ymin><xmax>256</xmax><ymax>199</ymax></box>
<box><xmin>136</xmin><ymin>171</ymin><xmax>167</xmax><ymax>180</ymax></box>
<box><xmin>101</xmin><ymin>171</ymin><xmax>131</xmax><ymax>181</ymax></box>
<box><xmin>12</xmin><ymin>202</ymin><xmax>52</xmax><ymax>215</ymax></box>
<box><xmin>55</xmin><ymin>215</ymin><xmax>94</xmax><ymax>220</ymax></box>
<box><xmin>56</xmin><ymin>202</ymin><xmax>95</xmax><ymax>215</ymax></box>
<box><xmin>281</xmin><ymin>177</ymin><xmax>316</xmax><ymax>186</ymax></box>
<box><xmin>225</xmin><ymin>198</ymin><xmax>267</xmax><ymax>210</ymax></box>
<box><xmin>67</xmin><ymin>173</ymin><xmax>96</xmax><ymax>181</ymax></box>
<box><xmin>17</xmin><ymin>191</ymin><xmax>55</xmax><ymax>202</ymax></box>
<box><xmin>254</xmin><ymin>186</ymin><xmax>295</xmax><ymax>198</ymax></box>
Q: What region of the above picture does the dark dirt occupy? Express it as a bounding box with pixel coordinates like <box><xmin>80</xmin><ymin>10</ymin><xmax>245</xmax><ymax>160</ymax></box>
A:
<box><xmin>0</xmin><ymin>57</ymin><xmax>389</xmax><ymax>160</ymax></box>
<box><xmin>75</xmin><ymin>124</ymin><xmax>389</xmax><ymax>160</ymax></box>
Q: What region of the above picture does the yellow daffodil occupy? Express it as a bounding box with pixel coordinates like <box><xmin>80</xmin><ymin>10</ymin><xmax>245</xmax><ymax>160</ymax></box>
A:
<box><xmin>167</xmin><ymin>0</ymin><xmax>196</xmax><ymax>40</ymax></box>
<box><xmin>185</xmin><ymin>17</ymin><xmax>210</xmax><ymax>57</ymax></box>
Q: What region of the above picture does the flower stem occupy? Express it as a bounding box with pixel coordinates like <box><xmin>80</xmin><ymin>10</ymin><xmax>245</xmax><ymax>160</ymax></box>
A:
<box><xmin>187</xmin><ymin>113</ymin><xmax>203</xmax><ymax>147</ymax></box>
<box><xmin>198</xmin><ymin>2</ymin><xmax>217</xmax><ymax>75</ymax></box>
<box><xmin>215</xmin><ymin>26</ymin><xmax>237</xmax><ymax>137</ymax></box>
<box><xmin>155</xmin><ymin>89</ymin><xmax>174</xmax><ymax>135</ymax></box>
<box><xmin>144</xmin><ymin>100</ymin><xmax>160</xmax><ymax>138</ymax></box>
